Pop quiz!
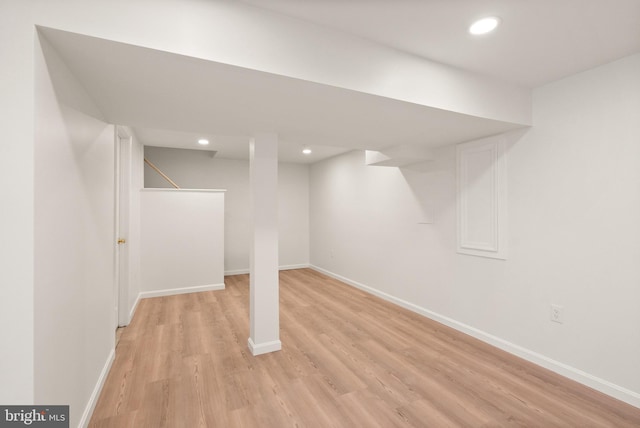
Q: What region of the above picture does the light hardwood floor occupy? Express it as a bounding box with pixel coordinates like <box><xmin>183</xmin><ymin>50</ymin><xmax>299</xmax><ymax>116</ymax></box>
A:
<box><xmin>90</xmin><ymin>269</ymin><xmax>640</xmax><ymax>427</ymax></box>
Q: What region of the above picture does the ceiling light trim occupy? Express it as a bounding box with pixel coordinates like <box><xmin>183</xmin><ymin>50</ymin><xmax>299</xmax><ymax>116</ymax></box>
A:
<box><xmin>469</xmin><ymin>17</ymin><xmax>501</xmax><ymax>35</ymax></box>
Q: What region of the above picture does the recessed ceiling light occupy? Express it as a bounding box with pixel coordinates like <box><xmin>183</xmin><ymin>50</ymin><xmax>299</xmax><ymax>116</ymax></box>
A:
<box><xmin>469</xmin><ymin>17</ymin><xmax>500</xmax><ymax>35</ymax></box>
<box><xmin>198</xmin><ymin>139</ymin><xmax>209</xmax><ymax>146</ymax></box>
<box><xmin>302</xmin><ymin>148</ymin><xmax>312</xmax><ymax>155</ymax></box>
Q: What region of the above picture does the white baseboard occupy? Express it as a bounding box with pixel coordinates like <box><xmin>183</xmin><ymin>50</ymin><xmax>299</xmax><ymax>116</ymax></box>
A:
<box><xmin>139</xmin><ymin>283</ymin><xmax>225</xmax><ymax>299</ymax></box>
<box><xmin>248</xmin><ymin>338</ymin><xmax>282</xmax><ymax>356</ymax></box>
<box><xmin>128</xmin><ymin>294</ymin><xmax>140</xmax><ymax>325</ymax></box>
<box><xmin>279</xmin><ymin>264</ymin><xmax>310</xmax><ymax>271</ymax></box>
<box><xmin>79</xmin><ymin>349</ymin><xmax>115</xmax><ymax>428</ymax></box>
<box><xmin>225</xmin><ymin>268</ymin><xmax>250</xmax><ymax>276</ymax></box>
<box><xmin>225</xmin><ymin>264</ymin><xmax>310</xmax><ymax>277</ymax></box>
<box><xmin>309</xmin><ymin>265</ymin><xmax>640</xmax><ymax>409</ymax></box>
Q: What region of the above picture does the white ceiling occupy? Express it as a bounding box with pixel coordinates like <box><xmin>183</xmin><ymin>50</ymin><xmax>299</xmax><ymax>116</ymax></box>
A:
<box><xmin>40</xmin><ymin>0</ymin><xmax>640</xmax><ymax>163</ymax></box>
<box><xmin>41</xmin><ymin>27</ymin><xmax>523</xmax><ymax>164</ymax></box>
<box><xmin>241</xmin><ymin>0</ymin><xmax>640</xmax><ymax>87</ymax></box>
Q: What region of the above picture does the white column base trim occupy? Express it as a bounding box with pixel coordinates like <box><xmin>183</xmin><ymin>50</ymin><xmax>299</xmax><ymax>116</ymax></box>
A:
<box><xmin>138</xmin><ymin>283</ymin><xmax>225</xmax><ymax>299</ymax></box>
<box><xmin>309</xmin><ymin>265</ymin><xmax>640</xmax><ymax>409</ymax></box>
<box><xmin>248</xmin><ymin>338</ymin><xmax>282</xmax><ymax>356</ymax></box>
<box><xmin>79</xmin><ymin>349</ymin><xmax>115</xmax><ymax>428</ymax></box>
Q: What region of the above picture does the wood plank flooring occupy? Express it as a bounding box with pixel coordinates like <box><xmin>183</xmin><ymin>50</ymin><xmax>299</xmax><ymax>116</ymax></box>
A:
<box><xmin>90</xmin><ymin>269</ymin><xmax>640</xmax><ymax>427</ymax></box>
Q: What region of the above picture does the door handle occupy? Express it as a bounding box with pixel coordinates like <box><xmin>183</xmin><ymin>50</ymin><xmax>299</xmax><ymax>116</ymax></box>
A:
<box><xmin>117</xmin><ymin>239</ymin><xmax>126</xmax><ymax>244</ymax></box>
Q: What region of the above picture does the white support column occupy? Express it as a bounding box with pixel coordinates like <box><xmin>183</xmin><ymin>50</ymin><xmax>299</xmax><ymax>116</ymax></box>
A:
<box><xmin>248</xmin><ymin>133</ymin><xmax>281</xmax><ymax>355</ymax></box>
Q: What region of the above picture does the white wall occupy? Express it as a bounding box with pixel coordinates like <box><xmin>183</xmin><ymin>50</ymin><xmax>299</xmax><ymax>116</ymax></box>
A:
<box><xmin>140</xmin><ymin>190</ymin><xmax>225</xmax><ymax>294</ymax></box>
<box><xmin>310</xmin><ymin>150</ymin><xmax>446</xmax><ymax>301</ymax></box>
<box><xmin>33</xmin><ymin>34</ymin><xmax>116</xmax><ymax>427</ymax></box>
<box><xmin>144</xmin><ymin>147</ymin><xmax>309</xmax><ymax>274</ymax></box>
<box><xmin>277</xmin><ymin>161</ymin><xmax>311</xmax><ymax>271</ymax></box>
<box><xmin>0</xmin><ymin>0</ymin><xmax>36</xmax><ymax>403</ymax></box>
<box><xmin>310</xmin><ymin>53</ymin><xmax>640</xmax><ymax>406</ymax></box>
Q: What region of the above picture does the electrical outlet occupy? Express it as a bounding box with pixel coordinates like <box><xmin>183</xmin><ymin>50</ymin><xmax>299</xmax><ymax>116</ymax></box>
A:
<box><xmin>550</xmin><ymin>304</ymin><xmax>564</xmax><ymax>324</ymax></box>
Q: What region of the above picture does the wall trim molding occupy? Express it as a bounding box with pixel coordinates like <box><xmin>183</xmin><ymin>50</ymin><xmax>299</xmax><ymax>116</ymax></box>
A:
<box><xmin>225</xmin><ymin>264</ymin><xmax>310</xmax><ymax>276</ymax></box>
<box><xmin>79</xmin><ymin>349</ymin><xmax>115</xmax><ymax>428</ymax></box>
<box><xmin>456</xmin><ymin>136</ymin><xmax>508</xmax><ymax>259</ymax></box>
<box><xmin>138</xmin><ymin>283</ymin><xmax>225</xmax><ymax>299</ymax></box>
<box><xmin>127</xmin><ymin>294</ymin><xmax>141</xmax><ymax>326</ymax></box>
<box><xmin>309</xmin><ymin>265</ymin><xmax>640</xmax><ymax>409</ymax></box>
<box><xmin>248</xmin><ymin>338</ymin><xmax>282</xmax><ymax>356</ymax></box>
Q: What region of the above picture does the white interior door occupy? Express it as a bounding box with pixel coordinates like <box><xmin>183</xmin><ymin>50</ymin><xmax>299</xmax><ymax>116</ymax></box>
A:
<box><xmin>115</xmin><ymin>127</ymin><xmax>132</xmax><ymax>327</ymax></box>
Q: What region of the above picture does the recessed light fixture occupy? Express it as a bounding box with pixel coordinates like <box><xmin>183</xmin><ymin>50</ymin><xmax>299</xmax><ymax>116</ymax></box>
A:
<box><xmin>469</xmin><ymin>16</ymin><xmax>500</xmax><ymax>35</ymax></box>
<box><xmin>302</xmin><ymin>147</ymin><xmax>312</xmax><ymax>155</ymax></box>
<box><xmin>197</xmin><ymin>139</ymin><xmax>210</xmax><ymax>146</ymax></box>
